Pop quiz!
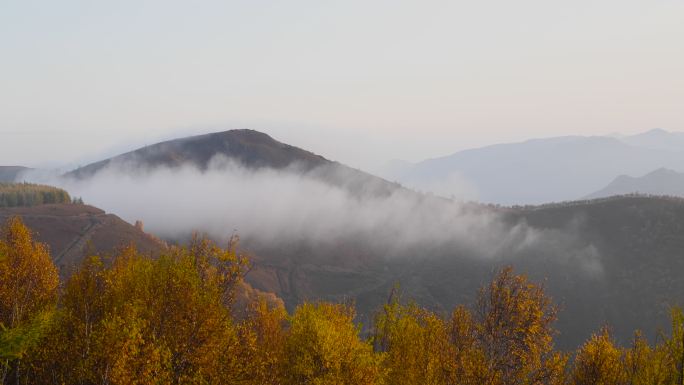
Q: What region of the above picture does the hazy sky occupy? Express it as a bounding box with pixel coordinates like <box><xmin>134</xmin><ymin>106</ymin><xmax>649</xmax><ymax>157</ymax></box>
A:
<box><xmin>1</xmin><ymin>0</ymin><xmax>683</xmax><ymax>170</ymax></box>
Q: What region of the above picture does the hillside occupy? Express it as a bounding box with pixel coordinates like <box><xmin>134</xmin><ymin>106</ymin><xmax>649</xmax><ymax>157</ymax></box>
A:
<box><xmin>241</xmin><ymin>195</ymin><xmax>684</xmax><ymax>350</ymax></box>
<box><xmin>382</xmin><ymin>129</ymin><xmax>684</xmax><ymax>204</ymax></box>
<box><xmin>0</xmin><ymin>204</ymin><xmax>165</xmax><ymax>275</ymax></box>
<box><xmin>585</xmin><ymin>168</ymin><xmax>684</xmax><ymax>199</ymax></box>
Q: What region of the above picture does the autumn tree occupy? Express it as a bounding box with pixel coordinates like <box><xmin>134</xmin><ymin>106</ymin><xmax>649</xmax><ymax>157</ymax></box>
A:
<box><xmin>28</xmin><ymin>237</ymin><xmax>249</xmax><ymax>385</ymax></box>
<box><xmin>233</xmin><ymin>296</ymin><xmax>288</xmax><ymax>385</ymax></box>
<box><xmin>570</xmin><ymin>327</ymin><xmax>625</xmax><ymax>385</ymax></box>
<box><xmin>474</xmin><ymin>266</ymin><xmax>566</xmax><ymax>385</ymax></box>
<box><xmin>0</xmin><ymin>217</ymin><xmax>58</xmax><ymax>385</ymax></box>
<box><xmin>373</xmin><ymin>291</ymin><xmax>456</xmax><ymax>385</ymax></box>
<box><xmin>623</xmin><ymin>330</ymin><xmax>673</xmax><ymax>385</ymax></box>
<box><xmin>284</xmin><ymin>302</ymin><xmax>383</xmax><ymax>385</ymax></box>
<box><xmin>661</xmin><ymin>308</ymin><xmax>684</xmax><ymax>385</ymax></box>
<box><xmin>447</xmin><ymin>305</ymin><xmax>489</xmax><ymax>385</ymax></box>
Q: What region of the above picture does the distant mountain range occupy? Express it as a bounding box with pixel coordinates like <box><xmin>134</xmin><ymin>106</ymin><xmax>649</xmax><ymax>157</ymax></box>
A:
<box><xmin>381</xmin><ymin>128</ymin><xmax>684</xmax><ymax>205</ymax></box>
<box><xmin>586</xmin><ymin>168</ymin><xmax>684</xmax><ymax>199</ymax></box>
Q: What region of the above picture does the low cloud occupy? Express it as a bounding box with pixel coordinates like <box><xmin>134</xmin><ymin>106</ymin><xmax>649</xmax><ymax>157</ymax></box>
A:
<box><xmin>21</xmin><ymin>158</ymin><xmax>603</xmax><ymax>275</ymax></box>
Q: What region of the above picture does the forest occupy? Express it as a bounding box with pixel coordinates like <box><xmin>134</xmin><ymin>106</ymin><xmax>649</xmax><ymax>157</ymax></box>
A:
<box><xmin>1</xmin><ymin>216</ymin><xmax>683</xmax><ymax>385</ymax></box>
<box><xmin>0</xmin><ymin>184</ymin><xmax>72</xmax><ymax>208</ymax></box>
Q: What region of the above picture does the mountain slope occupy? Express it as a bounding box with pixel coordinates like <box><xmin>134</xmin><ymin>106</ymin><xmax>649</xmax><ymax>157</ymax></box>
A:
<box><xmin>0</xmin><ymin>202</ymin><xmax>283</xmax><ymax>313</ymax></box>
<box><xmin>0</xmin><ymin>203</ymin><xmax>165</xmax><ymax>274</ymax></box>
<box><xmin>586</xmin><ymin>168</ymin><xmax>684</xmax><ymax>199</ymax></box>
<box><xmin>243</xmin><ymin>195</ymin><xmax>684</xmax><ymax>349</ymax></box>
<box><xmin>383</xmin><ymin>129</ymin><xmax>684</xmax><ymax>204</ymax></box>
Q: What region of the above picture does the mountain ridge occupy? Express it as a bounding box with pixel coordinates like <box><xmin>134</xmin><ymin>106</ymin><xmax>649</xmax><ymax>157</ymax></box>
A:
<box><xmin>65</xmin><ymin>129</ymin><xmax>403</xmax><ymax>199</ymax></box>
<box><xmin>585</xmin><ymin>167</ymin><xmax>684</xmax><ymax>199</ymax></box>
<box><xmin>381</xmin><ymin>129</ymin><xmax>684</xmax><ymax>204</ymax></box>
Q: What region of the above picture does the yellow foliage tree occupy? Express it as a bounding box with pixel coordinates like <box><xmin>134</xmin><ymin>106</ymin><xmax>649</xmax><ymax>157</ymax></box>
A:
<box><xmin>27</xmin><ymin>237</ymin><xmax>248</xmax><ymax>385</ymax></box>
<box><xmin>663</xmin><ymin>308</ymin><xmax>684</xmax><ymax>385</ymax></box>
<box><xmin>623</xmin><ymin>330</ymin><xmax>673</xmax><ymax>385</ymax></box>
<box><xmin>447</xmin><ymin>305</ymin><xmax>489</xmax><ymax>385</ymax></box>
<box><xmin>373</xmin><ymin>292</ymin><xmax>456</xmax><ymax>385</ymax></box>
<box><xmin>571</xmin><ymin>327</ymin><xmax>625</xmax><ymax>385</ymax></box>
<box><xmin>234</xmin><ymin>296</ymin><xmax>288</xmax><ymax>385</ymax></box>
<box><xmin>284</xmin><ymin>302</ymin><xmax>383</xmax><ymax>385</ymax></box>
<box><xmin>0</xmin><ymin>217</ymin><xmax>58</xmax><ymax>328</ymax></box>
<box><xmin>474</xmin><ymin>266</ymin><xmax>566</xmax><ymax>385</ymax></box>
<box><xmin>0</xmin><ymin>217</ymin><xmax>58</xmax><ymax>385</ymax></box>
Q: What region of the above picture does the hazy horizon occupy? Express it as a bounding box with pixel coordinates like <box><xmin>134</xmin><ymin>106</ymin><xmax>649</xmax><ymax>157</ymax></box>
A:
<box><xmin>0</xmin><ymin>126</ymin><xmax>678</xmax><ymax>172</ymax></box>
<box><xmin>2</xmin><ymin>0</ymin><xmax>684</xmax><ymax>169</ymax></box>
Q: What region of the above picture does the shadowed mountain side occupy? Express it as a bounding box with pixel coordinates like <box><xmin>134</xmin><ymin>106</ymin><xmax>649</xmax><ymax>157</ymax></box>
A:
<box><xmin>0</xmin><ymin>204</ymin><xmax>165</xmax><ymax>275</ymax></box>
<box><xmin>0</xmin><ymin>166</ymin><xmax>30</xmax><ymax>182</ymax></box>
<box><xmin>242</xmin><ymin>195</ymin><xmax>684</xmax><ymax>350</ymax></box>
<box><xmin>585</xmin><ymin>168</ymin><xmax>684</xmax><ymax>199</ymax></box>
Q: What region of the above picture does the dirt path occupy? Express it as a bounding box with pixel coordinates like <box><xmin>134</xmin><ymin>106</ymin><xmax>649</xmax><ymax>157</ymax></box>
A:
<box><xmin>54</xmin><ymin>216</ymin><xmax>106</xmax><ymax>265</ymax></box>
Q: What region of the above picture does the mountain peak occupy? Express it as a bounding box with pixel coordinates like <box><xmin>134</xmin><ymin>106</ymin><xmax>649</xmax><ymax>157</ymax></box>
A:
<box><xmin>66</xmin><ymin>129</ymin><xmax>329</xmax><ymax>178</ymax></box>
<box><xmin>639</xmin><ymin>128</ymin><xmax>670</xmax><ymax>136</ymax></box>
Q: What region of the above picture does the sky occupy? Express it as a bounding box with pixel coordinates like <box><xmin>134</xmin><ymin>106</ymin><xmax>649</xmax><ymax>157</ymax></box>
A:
<box><xmin>1</xmin><ymin>0</ymin><xmax>683</xmax><ymax>170</ymax></box>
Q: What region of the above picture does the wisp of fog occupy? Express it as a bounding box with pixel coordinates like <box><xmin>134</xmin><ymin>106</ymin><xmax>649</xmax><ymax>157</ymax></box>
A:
<box><xmin>20</xmin><ymin>157</ymin><xmax>603</xmax><ymax>275</ymax></box>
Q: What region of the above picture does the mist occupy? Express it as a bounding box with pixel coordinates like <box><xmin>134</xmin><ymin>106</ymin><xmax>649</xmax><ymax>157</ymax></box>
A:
<box><xmin>21</xmin><ymin>157</ymin><xmax>603</xmax><ymax>275</ymax></box>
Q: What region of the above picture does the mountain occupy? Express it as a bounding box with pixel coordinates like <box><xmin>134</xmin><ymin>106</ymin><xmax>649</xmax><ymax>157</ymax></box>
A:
<box><xmin>66</xmin><ymin>129</ymin><xmax>401</xmax><ymax>197</ymax></box>
<box><xmin>0</xmin><ymin>203</ymin><xmax>165</xmax><ymax>275</ymax></box>
<box><xmin>67</xmin><ymin>130</ymin><xmax>327</xmax><ymax>178</ymax></box>
<box><xmin>586</xmin><ymin>168</ymin><xmax>684</xmax><ymax>199</ymax></box>
<box><xmin>619</xmin><ymin>128</ymin><xmax>684</xmax><ymax>152</ymax></box>
<box><xmin>382</xmin><ymin>129</ymin><xmax>684</xmax><ymax>205</ymax></box>
<box><xmin>0</xmin><ymin>166</ymin><xmax>30</xmax><ymax>182</ymax></box>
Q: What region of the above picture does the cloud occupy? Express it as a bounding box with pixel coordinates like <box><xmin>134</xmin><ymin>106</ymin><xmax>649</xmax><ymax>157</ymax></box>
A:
<box><xmin>21</xmin><ymin>158</ymin><xmax>603</xmax><ymax>275</ymax></box>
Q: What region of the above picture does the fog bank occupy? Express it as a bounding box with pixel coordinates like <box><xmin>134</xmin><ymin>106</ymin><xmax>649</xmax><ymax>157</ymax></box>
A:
<box><xmin>22</xmin><ymin>158</ymin><xmax>603</xmax><ymax>274</ymax></box>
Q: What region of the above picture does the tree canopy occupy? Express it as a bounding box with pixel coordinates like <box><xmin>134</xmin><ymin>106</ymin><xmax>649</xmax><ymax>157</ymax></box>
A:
<box><xmin>1</xmin><ymin>216</ymin><xmax>684</xmax><ymax>385</ymax></box>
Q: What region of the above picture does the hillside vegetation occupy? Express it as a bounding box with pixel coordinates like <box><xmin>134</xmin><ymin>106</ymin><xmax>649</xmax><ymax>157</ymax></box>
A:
<box><xmin>2</xmin><ymin>217</ymin><xmax>684</xmax><ymax>385</ymax></box>
<box><xmin>0</xmin><ymin>183</ymin><xmax>71</xmax><ymax>208</ymax></box>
